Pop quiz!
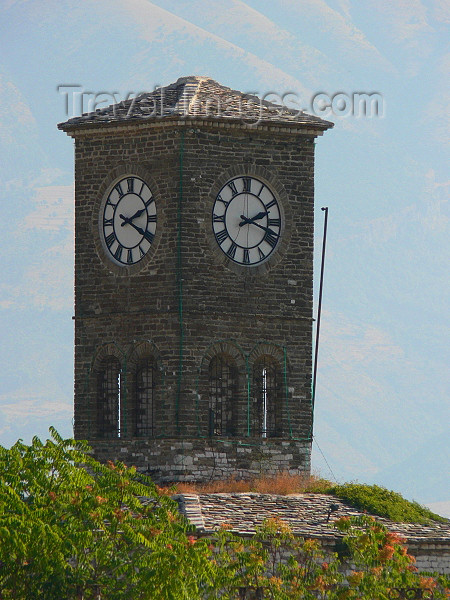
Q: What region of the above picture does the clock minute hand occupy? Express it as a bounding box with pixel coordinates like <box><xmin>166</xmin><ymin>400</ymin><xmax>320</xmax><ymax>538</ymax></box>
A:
<box><xmin>251</xmin><ymin>221</ymin><xmax>272</xmax><ymax>234</ymax></box>
<box><xmin>128</xmin><ymin>221</ymin><xmax>146</xmax><ymax>236</ymax></box>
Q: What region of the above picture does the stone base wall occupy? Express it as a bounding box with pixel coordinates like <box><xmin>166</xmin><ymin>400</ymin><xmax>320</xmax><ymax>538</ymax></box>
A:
<box><xmin>408</xmin><ymin>541</ymin><xmax>450</xmax><ymax>574</ymax></box>
<box><xmin>272</xmin><ymin>538</ymin><xmax>450</xmax><ymax>576</ymax></box>
<box><xmin>90</xmin><ymin>438</ymin><xmax>311</xmax><ymax>483</ymax></box>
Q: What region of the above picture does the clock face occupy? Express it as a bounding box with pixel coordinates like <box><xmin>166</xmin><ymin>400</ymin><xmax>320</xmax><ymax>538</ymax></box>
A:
<box><xmin>101</xmin><ymin>176</ymin><xmax>157</xmax><ymax>266</ymax></box>
<box><xmin>212</xmin><ymin>176</ymin><xmax>282</xmax><ymax>266</ymax></box>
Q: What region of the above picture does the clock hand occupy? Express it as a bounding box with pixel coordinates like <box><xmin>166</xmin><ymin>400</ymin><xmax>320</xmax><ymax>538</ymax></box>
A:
<box><xmin>250</xmin><ymin>221</ymin><xmax>272</xmax><ymax>234</ymax></box>
<box><xmin>128</xmin><ymin>221</ymin><xmax>146</xmax><ymax>236</ymax></box>
<box><xmin>128</xmin><ymin>207</ymin><xmax>146</xmax><ymax>221</ymax></box>
<box><xmin>239</xmin><ymin>215</ymin><xmax>273</xmax><ymax>235</ymax></box>
<box><xmin>120</xmin><ymin>209</ymin><xmax>147</xmax><ymax>227</ymax></box>
<box><xmin>119</xmin><ymin>213</ymin><xmax>132</xmax><ymax>226</ymax></box>
<box><xmin>252</xmin><ymin>211</ymin><xmax>268</xmax><ymax>221</ymax></box>
<box><xmin>239</xmin><ymin>215</ymin><xmax>252</xmax><ymax>226</ymax></box>
<box><xmin>238</xmin><ymin>212</ymin><xmax>268</xmax><ymax>227</ymax></box>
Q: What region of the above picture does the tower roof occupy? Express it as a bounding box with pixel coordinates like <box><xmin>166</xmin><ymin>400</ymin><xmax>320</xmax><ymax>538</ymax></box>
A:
<box><xmin>58</xmin><ymin>75</ymin><xmax>333</xmax><ymax>133</ymax></box>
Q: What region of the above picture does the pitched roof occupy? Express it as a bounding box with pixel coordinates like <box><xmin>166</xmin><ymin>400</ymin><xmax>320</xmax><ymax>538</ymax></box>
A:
<box><xmin>58</xmin><ymin>75</ymin><xmax>333</xmax><ymax>133</ymax></box>
<box><xmin>172</xmin><ymin>493</ymin><xmax>450</xmax><ymax>543</ymax></box>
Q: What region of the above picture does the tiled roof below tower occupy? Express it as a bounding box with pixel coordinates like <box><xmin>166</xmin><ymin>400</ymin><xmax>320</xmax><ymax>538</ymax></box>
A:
<box><xmin>166</xmin><ymin>493</ymin><xmax>450</xmax><ymax>573</ymax></box>
<box><xmin>172</xmin><ymin>493</ymin><xmax>450</xmax><ymax>542</ymax></box>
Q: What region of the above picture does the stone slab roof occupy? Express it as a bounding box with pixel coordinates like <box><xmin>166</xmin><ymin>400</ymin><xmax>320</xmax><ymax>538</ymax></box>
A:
<box><xmin>171</xmin><ymin>493</ymin><xmax>450</xmax><ymax>544</ymax></box>
<box><xmin>58</xmin><ymin>75</ymin><xmax>333</xmax><ymax>133</ymax></box>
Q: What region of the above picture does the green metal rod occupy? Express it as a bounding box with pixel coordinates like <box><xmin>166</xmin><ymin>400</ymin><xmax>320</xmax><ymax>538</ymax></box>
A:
<box><xmin>175</xmin><ymin>129</ymin><xmax>186</xmax><ymax>434</ymax></box>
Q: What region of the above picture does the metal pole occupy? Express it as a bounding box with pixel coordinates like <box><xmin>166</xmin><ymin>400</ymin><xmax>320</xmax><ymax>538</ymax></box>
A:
<box><xmin>312</xmin><ymin>207</ymin><xmax>328</xmax><ymax>412</ymax></box>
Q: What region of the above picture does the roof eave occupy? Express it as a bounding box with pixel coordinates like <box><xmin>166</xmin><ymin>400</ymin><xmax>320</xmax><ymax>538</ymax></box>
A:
<box><xmin>58</xmin><ymin>114</ymin><xmax>334</xmax><ymax>137</ymax></box>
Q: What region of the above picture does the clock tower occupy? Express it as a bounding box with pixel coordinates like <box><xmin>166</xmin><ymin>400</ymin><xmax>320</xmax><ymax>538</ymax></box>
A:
<box><xmin>59</xmin><ymin>76</ymin><xmax>333</xmax><ymax>482</ymax></box>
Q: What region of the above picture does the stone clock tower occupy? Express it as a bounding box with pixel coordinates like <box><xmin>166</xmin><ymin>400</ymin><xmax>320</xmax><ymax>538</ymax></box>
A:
<box><xmin>59</xmin><ymin>76</ymin><xmax>333</xmax><ymax>482</ymax></box>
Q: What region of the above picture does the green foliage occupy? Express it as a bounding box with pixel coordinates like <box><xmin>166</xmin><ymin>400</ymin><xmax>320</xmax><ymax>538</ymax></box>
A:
<box><xmin>329</xmin><ymin>483</ymin><xmax>448</xmax><ymax>524</ymax></box>
<box><xmin>1</xmin><ymin>430</ymin><xmax>448</xmax><ymax>599</ymax></box>
<box><xmin>0</xmin><ymin>428</ymin><xmax>215</xmax><ymax>599</ymax></box>
<box><xmin>333</xmin><ymin>514</ymin><xmax>448</xmax><ymax>599</ymax></box>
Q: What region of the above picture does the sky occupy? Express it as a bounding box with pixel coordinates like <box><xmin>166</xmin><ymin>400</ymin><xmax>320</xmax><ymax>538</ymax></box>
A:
<box><xmin>0</xmin><ymin>0</ymin><xmax>448</xmax><ymax>515</ymax></box>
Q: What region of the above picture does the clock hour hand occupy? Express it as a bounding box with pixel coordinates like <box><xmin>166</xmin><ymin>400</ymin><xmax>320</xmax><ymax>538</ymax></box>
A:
<box><xmin>128</xmin><ymin>207</ymin><xmax>146</xmax><ymax>221</ymax></box>
<box><xmin>251</xmin><ymin>211</ymin><xmax>268</xmax><ymax>221</ymax></box>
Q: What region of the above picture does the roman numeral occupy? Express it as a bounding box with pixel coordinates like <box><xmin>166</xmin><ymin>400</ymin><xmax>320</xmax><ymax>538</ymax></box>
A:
<box><xmin>114</xmin><ymin>245</ymin><xmax>123</xmax><ymax>261</ymax></box>
<box><xmin>127</xmin><ymin>249</ymin><xmax>133</xmax><ymax>264</ymax></box>
<box><xmin>106</xmin><ymin>198</ymin><xmax>117</xmax><ymax>208</ymax></box>
<box><xmin>226</xmin><ymin>242</ymin><xmax>237</xmax><ymax>259</ymax></box>
<box><xmin>105</xmin><ymin>232</ymin><xmax>116</xmax><ymax>248</ymax></box>
<box><xmin>227</xmin><ymin>181</ymin><xmax>238</xmax><ymax>197</ymax></box>
<box><xmin>144</xmin><ymin>230</ymin><xmax>154</xmax><ymax>243</ymax></box>
<box><xmin>138</xmin><ymin>182</ymin><xmax>145</xmax><ymax>196</ymax></box>
<box><xmin>264</xmin><ymin>229</ymin><xmax>278</xmax><ymax>248</ymax></box>
<box><xmin>139</xmin><ymin>245</ymin><xmax>145</xmax><ymax>258</ymax></box>
<box><xmin>213</xmin><ymin>213</ymin><xmax>225</xmax><ymax>223</ymax></box>
<box><xmin>242</xmin><ymin>177</ymin><xmax>251</xmax><ymax>193</ymax></box>
<box><xmin>216</xmin><ymin>194</ymin><xmax>229</xmax><ymax>207</ymax></box>
<box><xmin>258</xmin><ymin>247</ymin><xmax>266</xmax><ymax>261</ymax></box>
<box><xmin>127</xmin><ymin>178</ymin><xmax>134</xmax><ymax>193</ymax></box>
<box><xmin>243</xmin><ymin>248</ymin><xmax>250</xmax><ymax>264</ymax></box>
<box><xmin>265</xmin><ymin>199</ymin><xmax>277</xmax><ymax>210</ymax></box>
<box><xmin>147</xmin><ymin>214</ymin><xmax>157</xmax><ymax>223</ymax></box>
<box><xmin>114</xmin><ymin>182</ymin><xmax>123</xmax><ymax>197</ymax></box>
<box><xmin>103</xmin><ymin>217</ymin><xmax>113</xmax><ymax>227</ymax></box>
<box><xmin>257</xmin><ymin>183</ymin><xmax>264</xmax><ymax>197</ymax></box>
<box><xmin>268</xmin><ymin>218</ymin><xmax>281</xmax><ymax>227</ymax></box>
<box><xmin>215</xmin><ymin>229</ymin><xmax>228</xmax><ymax>245</ymax></box>
<box><xmin>144</xmin><ymin>197</ymin><xmax>154</xmax><ymax>208</ymax></box>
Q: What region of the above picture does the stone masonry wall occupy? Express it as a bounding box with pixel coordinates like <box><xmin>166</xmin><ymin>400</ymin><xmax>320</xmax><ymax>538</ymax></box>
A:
<box><xmin>90</xmin><ymin>438</ymin><xmax>311</xmax><ymax>483</ymax></box>
<box><xmin>72</xmin><ymin>119</ymin><xmax>317</xmax><ymax>480</ymax></box>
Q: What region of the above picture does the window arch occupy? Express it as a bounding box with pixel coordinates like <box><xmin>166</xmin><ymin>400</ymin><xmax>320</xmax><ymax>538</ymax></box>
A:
<box><xmin>134</xmin><ymin>357</ymin><xmax>157</xmax><ymax>437</ymax></box>
<box><xmin>208</xmin><ymin>354</ymin><xmax>238</xmax><ymax>436</ymax></box>
<box><xmin>97</xmin><ymin>356</ymin><xmax>121</xmax><ymax>438</ymax></box>
<box><xmin>252</xmin><ymin>355</ymin><xmax>282</xmax><ymax>438</ymax></box>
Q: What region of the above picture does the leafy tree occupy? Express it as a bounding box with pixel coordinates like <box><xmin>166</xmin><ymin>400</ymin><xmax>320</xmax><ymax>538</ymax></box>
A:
<box><xmin>1</xmin><ymin>430</ymin><xmax>448</xmax><ymax>599</ymax></box>
<box><xmin>0</xmin><ymin>428</ymin><xmax>214</xmax><ymax>599</ymax></box>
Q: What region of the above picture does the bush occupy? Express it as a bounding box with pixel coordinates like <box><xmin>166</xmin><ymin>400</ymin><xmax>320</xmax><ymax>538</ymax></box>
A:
<box><xmin>329</xmin><ymin>483</ymin><xmax>448</xmax><ymax>524</ymax></box>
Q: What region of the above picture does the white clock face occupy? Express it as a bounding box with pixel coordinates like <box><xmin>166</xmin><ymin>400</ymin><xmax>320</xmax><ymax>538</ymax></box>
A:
<box><xmin>101</xmin><ymin>176</ymin><xmax>157</xmax><ymax>266</ymax></box>
<box><xmin>212</xmin><ymin>176</ymin><xmax>282</xmax><ymax>266</ymax></box>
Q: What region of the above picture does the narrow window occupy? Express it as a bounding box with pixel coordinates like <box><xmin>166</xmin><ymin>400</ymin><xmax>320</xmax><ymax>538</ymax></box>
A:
<box><xmin>208</xmin><ymin>354</ymin><xmax>237</xmax><ymax>436</ymax></box>
<box><xmin>253</xmin><ymin>356</ymin><xmax>281</xmax><ymax>437</ymax></box>
<box><xmin>97</xmin><ymin>357</ymin><xmax>121</xmax><ymax>438</ymax></box>
<box><xmin>135</xmin><ymin>358</ymin><xmax>156</xmax><ymax>437</ymax></box>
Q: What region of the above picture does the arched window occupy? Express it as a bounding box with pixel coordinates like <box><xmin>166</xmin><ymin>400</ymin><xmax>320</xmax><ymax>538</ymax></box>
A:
<box><xmin>208</xmin><ymin>354</ymin><xmax>237</xmax><ymax>436</ymax></box>
<box><xmin>252</xmin><ymin>356</ymin><xmax>282</xmax><ymax>438</ymax></box>
<box><xmin>97</xmin><ymin>356</ymin><xmax>121</xmax><ymax>438</ymax></box>
<box><xmin>134</xmin><ymin>358</ymin><xmax>157</xmax><ymax>437</ymax></box>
